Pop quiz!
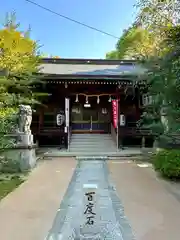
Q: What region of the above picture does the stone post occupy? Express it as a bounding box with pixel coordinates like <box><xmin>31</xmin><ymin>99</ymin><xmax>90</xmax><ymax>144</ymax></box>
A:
<box><xmin>160</xmin><ymin>104</ymin><xmax>169</xmax><ymax>133</ymax></box>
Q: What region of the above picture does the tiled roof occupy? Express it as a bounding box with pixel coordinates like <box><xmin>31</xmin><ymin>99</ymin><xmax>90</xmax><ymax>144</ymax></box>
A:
<box><xmin>39</xmin><ymin>59</ymin><xmax>147</xmax><ymax>77</ymax></box>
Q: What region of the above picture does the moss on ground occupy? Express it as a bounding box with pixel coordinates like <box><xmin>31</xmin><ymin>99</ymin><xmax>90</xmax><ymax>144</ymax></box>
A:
<box><xmin>0</xmin><ymin>174</ymin><xmax>25</xmax><ymax>200</ymax></box>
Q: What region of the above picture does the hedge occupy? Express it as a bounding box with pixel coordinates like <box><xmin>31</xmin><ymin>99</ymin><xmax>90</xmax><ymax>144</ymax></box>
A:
<box><xmin>153</xmin><ymin>149</ymin><xmax>180</xmax><ymax>179</ymax></box>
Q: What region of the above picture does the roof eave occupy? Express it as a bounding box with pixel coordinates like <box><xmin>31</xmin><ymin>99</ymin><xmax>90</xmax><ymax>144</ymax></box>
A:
<box><xmin>39</xmin><ymin>73</ymin><xmax>147</xmax><ymax>81</ymax></box>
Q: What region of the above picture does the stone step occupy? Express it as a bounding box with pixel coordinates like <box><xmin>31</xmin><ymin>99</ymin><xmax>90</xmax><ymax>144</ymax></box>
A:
<box><xmin>70</xmin><ymin>146</ymin><xmax>116</xmax><ymax>150</ymax></box>
<box><xmin>70</xmin><ymin>141</ymin><xmax>114</xmax><ymax>145</ymax></box>
<box><xmin>70</xmin><ymin>133</ymin><xmax>116</xmax><ymax>154</ymax></box>
<box><xmin>71</xmin><ymin>134</ymin><xmax>111</xmax><ymax>136</ymax></box>
<box><xmin>70</xmin><ymin>141</ymin><xmax>115</xmax><ymax>145</ymax></box>
<box><xmin>70</xmin><ymin>143</ymin><xmax>116</xmax><ymax>148</ymax></box>
<box><xmin>70</xmin><ymin>144</ymin><xmax>116</xmax><ymax>147</ymax></box>
<box><xmin>69</xmin><ymin>148</ymin><xmax>117</xmax><ymax>152</ymax></box>
<box><xmin>71</xmin><ymin>136</ymin><xmax>112</xmax><ymax>139</ymax></box>
<box><xmin>71</xmin><ymin>137</ymin><xmax>113</xmax><ymax>141</ymax></box>
<box><xmin>44</xmin><ymin>149</ymin><xmax>142</xmax><ymax>157</ymax></box>
<box><xmin>70</xmin><ymin>147</ymin><xmax>116</xmax><ymax>151</ymax></box>
<box><xmin>70</xmin><ymin>142</ymin><xmax>115</xmax><ymax>146</ymax></box>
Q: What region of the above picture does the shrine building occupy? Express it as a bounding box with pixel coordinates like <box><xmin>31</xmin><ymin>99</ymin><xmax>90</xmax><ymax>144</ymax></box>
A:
<box><xmin>31</xmin><ymin>58</ymin><xmax>154</xmax><ymax>151</ymax></box>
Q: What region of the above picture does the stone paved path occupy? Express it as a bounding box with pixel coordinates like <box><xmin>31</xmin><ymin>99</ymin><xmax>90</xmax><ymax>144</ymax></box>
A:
<box><xmin>46</xmin><ymin>158</ymin><xmax>134</xmax><ymax>240</ymax></box>
<box><xmin>2</xmin><ymin>157</ymin><xmax>179</xmax><ymax>240</ymax></box>
<box><xmin>0</xmin><ymin>158</ymin><xmax>76</xmax><ymax>240</ymax></box>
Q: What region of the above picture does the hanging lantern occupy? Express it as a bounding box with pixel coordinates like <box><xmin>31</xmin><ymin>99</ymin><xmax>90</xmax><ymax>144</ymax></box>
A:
<box><xmin>65</xmin><ymin>82</ymin><xmax>68</xmax><ymax>88</ymax></box>
<box><xmin>97</xmin><ymin>96</ymin><xmax>100</xmax><ymax>104</ymax></box>
<box><xmin>75</xmin><ymin>94</ymin><xmax>79</xmax><ymax>102</ymax></box>
<box><xmin>84</xmin><ymin>95</ymin><xmax>91</xmax><ymax>107</ymax></box>
<box><xmin>56</xmin><ymin>113</ymin><xmax>65</xmax><ymax>126</ymax></box>
<box><xmin>108</xmin><ymin>95</ymin><xmax>112</xmax><ymax>102</ymax></box>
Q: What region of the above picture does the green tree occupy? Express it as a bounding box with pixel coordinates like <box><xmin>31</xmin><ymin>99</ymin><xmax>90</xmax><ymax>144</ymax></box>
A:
<box><xmin>105</xmin><ymin>50</ymin><xmax>118</xmax><ymax>59</ymax></box>
<box><xmin>106</xmin><ymin>1</ymin><xmax>180</xmax><ymax>146</ymax></box>
<box><xmin>0</xmin><ymin>12</ymin><xmax>45</xmax><ymax>150</ymax></box>
<box><xmin>135</xmin><ymin>0</ymin><xmax>179</xmax><ymax>30</ymax></box>
<box><xmin>0</xmin><ymin>12</ymin><xmax>43</xmax><ymax>107</ymax></box>
<box><xmin>106</xmin><ymin>25</ymin><xmax>161</xmax><ymax>60</ymax></box>
<box><xmin>116</xmin><ymin>25</ymin><xmax>159</xmax><ymax>59</ymax></box>
<box><xmin>124</xmin><ymin>1</ymin><xmax>180</xmax><ymax>142</ymax></box>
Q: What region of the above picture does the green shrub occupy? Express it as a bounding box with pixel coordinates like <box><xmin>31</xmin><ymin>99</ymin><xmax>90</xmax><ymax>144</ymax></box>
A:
<box><xmin>0</xmin><ymin>156</ymin><xmax>21</xmax><ymax>173</ymax></box>
<box><xmin>0</xmin><ymin>156</ymin><xmax>20</xmax><ymax>173</ymax></box>
<box><xmin>0</xmin><ymin>108</ymin><xmax>22</xmax><ymax>174</ymax></box>
<box><xmin>153</xmin><ymin>149</ymin><xmax>180</xmax><ymax>179</ymax></box>
<box><xmin>0</xmin><ymin>108</ymin><xmax>17</xmax><ymax>150</ymax></box>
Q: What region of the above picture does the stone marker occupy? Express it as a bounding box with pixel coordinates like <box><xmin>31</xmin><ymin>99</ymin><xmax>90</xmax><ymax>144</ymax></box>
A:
<box><xmin>79</xmin><ymin>183</ymin><xmax>100</xmax><ymax>239</ymax></box>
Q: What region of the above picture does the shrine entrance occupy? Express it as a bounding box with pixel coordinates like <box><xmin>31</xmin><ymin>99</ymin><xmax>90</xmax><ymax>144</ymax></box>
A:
<box><xmin>71</xmin><ymin>99</ymin><xmax>111</xmax><ymax>133</ymax></box>
<box><xmin>82</xmin><ymin>107</ymin><xmax>98</xmax><ymax>132</ymax></box>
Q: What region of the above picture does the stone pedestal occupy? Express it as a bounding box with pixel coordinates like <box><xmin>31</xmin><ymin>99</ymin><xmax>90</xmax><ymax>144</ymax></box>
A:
<box><xmin>15</xmin><ymin>133</ymin><xmax>36</xmax><ymax>171</ymax></box>
<box><xmin>18</xmin><ymin>133</ymin><xmax>34</xmax><ymax>146</ymax></box>
<box><xmin>19</xmin><ymin>147</ymin><xmax>36</xmax><ymax>171</ymax></box>
<box><xmin>1</xmin><ymin>145</ymin><xmax>37</xmax><ymax>172</ymax></box>
<box><xmin>1</xmin><ymin>132</ymin><xmax>37</xmax><ymax>172</ymax></box>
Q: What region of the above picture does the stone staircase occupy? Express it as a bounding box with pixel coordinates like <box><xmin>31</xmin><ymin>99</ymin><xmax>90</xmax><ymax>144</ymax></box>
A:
<box><xmin>43</xmin><ymin>133</ymin><xmax>142</xmax><ymax>157</ymax></box>
<box><xmin>69</xmin><ymin>134</ymin><xmax>117</xmax><ymax>154</ymax></box>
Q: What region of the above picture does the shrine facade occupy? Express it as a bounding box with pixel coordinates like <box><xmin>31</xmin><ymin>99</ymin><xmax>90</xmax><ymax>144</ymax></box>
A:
<box><xmin>31</xmin><ymin>58</ymin><xmax>154</xmax><ymax>148</ymax></box>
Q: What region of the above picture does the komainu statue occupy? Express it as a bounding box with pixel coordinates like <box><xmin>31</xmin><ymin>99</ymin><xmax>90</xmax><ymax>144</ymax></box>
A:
<box><xmin>18</xmin><ymin>105</ymin><xmax>32</xmax><ymax>134</ymax></box>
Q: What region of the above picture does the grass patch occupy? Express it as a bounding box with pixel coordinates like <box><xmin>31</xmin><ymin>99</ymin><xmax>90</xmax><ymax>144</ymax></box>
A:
<box><xmin>0</xmin><ymin>175</ymin><xmax>25</xmax><ymax>200</ymax></box>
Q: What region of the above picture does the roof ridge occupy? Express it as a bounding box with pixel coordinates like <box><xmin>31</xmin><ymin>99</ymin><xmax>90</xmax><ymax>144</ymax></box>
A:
<box><xmin>40</xmin><ymin>58</ymin><xmax>137</xmax><ymax>65</ymax></box>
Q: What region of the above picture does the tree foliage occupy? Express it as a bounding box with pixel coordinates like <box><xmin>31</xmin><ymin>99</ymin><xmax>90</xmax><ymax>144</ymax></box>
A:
<box><xmin>0</xmin><ymin>12</ymin><xmax>45</xmax><ymax>150</ymax></box>
<box><xmin>0</xmin><ymin>12</ymin><xmax>40</xmax><ymax>73</ymax></box>
<box><xmin>106</xmin><ymin>0</ymin><xmax>180</xmax><ymax>144</ymax></box>
<box><xmin>117</xmin><ymin>26</ymin><xmax>160</xmax><ymax>59</ymax></box>
<box><xmin>105</xmin><ymin>24</ymin><xmax>162</xmax><ymax>60</ymax></box>
<box><xmin>0</xmin><ymin>12</ymin><xmax>44</xmax><ymax>107</ymax></box>
<box><xmin>135</xmin><ymin>0</ymin><xmax>180</xmax><ymax>136</ymax></box>
<box><xmin>106</xmin><ymin>50</ymin><xmax>118</xmax><ymax>60</ymax></box>
<box><xmin>136</xmin><ymin>0</ymin><xmax>179</xmax><ymax>30</ymax></box>
<box><xmin>106</xmin><ymin>1</ymin><xmax>179</xmax><ymax>60</ymax></box>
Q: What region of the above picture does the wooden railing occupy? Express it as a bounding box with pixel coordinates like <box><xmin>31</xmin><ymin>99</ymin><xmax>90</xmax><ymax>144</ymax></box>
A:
<box><xmin>119</xmin><ymin>127</ymin><xmax>152</xmax><ymax>137</ymax></box>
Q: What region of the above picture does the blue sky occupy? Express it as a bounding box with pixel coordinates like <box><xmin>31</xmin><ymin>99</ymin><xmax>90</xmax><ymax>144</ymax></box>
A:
<box><xmin>0</xmin><ymin>0</ymin><xmax>137</xmax><ymax>58</ymax></box>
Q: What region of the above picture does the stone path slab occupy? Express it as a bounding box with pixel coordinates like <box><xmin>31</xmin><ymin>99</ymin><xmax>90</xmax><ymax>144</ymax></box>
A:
<box><xmin>0</xmin><ymin>158</ymin><xmax>76</xmax><ymax>240</ymax></box>
<box><xmin>46</xmin><ymin>158</ymin><xmax>134</xmax><ymax>240</ymax></box>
